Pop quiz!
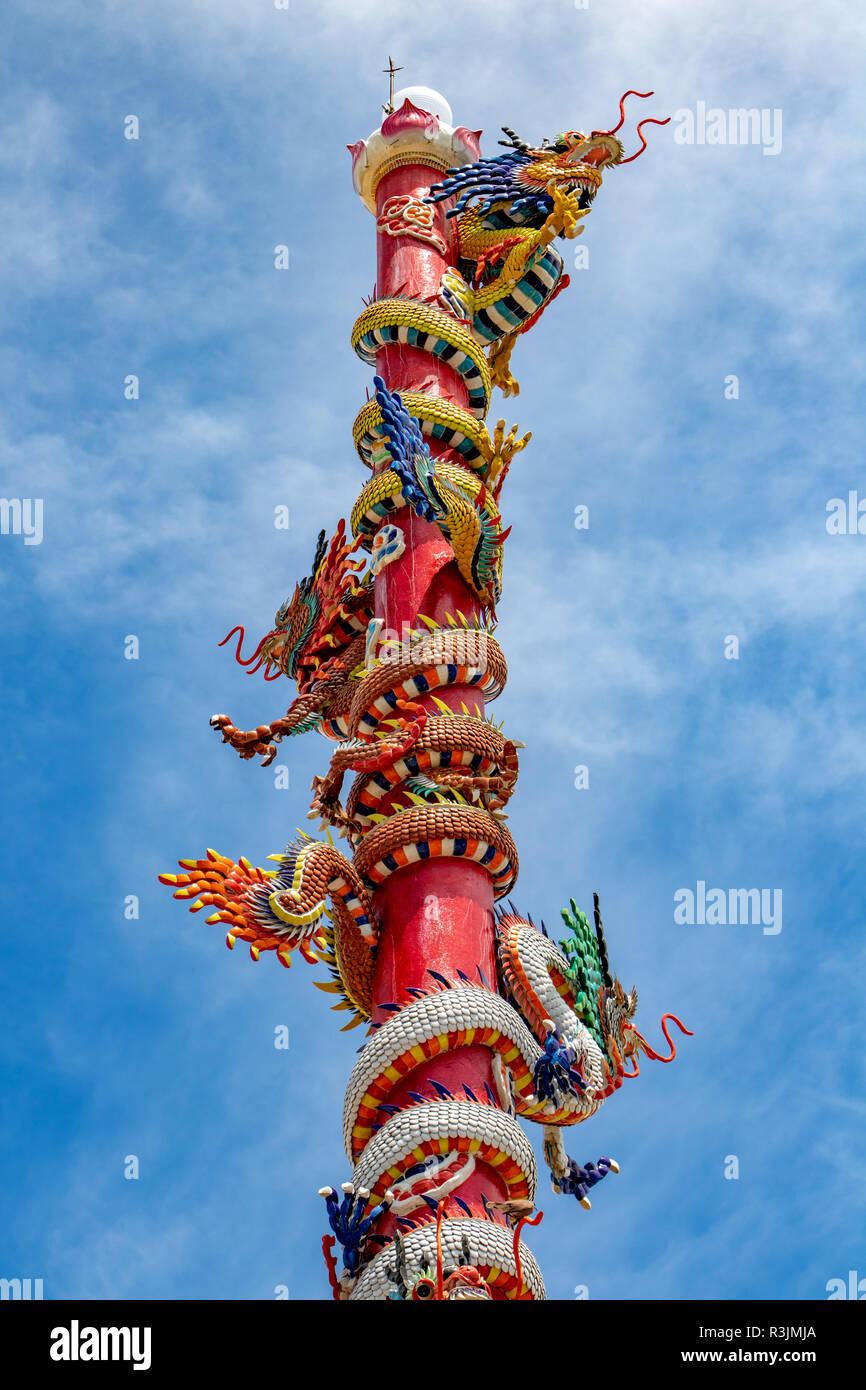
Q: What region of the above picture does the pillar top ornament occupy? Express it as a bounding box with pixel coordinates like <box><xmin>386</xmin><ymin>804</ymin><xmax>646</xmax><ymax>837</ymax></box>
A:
<box><xmin>348</xmin><ymin>92</ymin><xmax>482</xmax><ymax>213</ymax></box>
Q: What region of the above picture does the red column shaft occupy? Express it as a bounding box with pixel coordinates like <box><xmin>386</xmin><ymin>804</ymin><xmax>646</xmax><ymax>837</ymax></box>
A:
<box><xmin>369</xmin><ymin>157</ymin><xmax>510</xmax><ymax>1226</ymax></box>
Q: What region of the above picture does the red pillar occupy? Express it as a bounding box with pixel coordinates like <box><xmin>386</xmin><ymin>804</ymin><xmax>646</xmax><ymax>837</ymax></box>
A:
<box><xmin>354</xmin><ymin>102</ymin><xmax>512</xmax><ymax>1231</ymax></box>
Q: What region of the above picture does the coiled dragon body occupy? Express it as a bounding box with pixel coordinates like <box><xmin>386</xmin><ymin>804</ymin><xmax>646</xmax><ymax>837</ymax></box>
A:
<box><xmin>159</xmin><ymin>91</ymin><xmax>684</xmax><ymax>1301</ymax></box>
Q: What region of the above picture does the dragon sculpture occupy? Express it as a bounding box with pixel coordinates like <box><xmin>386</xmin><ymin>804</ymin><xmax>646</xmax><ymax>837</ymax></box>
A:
<box><xmin>160</xmin><ymin>90</ymin><xmax>684</xmax><ymax>1300</ymax></box>
<box><xmin>425</xmin><ymin>91</ymin><xmax>670</xmax><ymax>395</ymax></box>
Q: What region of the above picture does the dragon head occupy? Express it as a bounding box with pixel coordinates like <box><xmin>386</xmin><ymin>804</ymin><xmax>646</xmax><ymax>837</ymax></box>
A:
<box><xmin>602</xmin><ymin>978</ymin><xmax>693</xmax><ymax>1072</ymax></box>
<box><xmin>537</xmin><ymin>129</ymin><xmax>625</xmax><ymax>207</ymax></box>
<box><xmin>601</xmin><ymin>978</ymin><xmax>640</xmax><ymax>1055</ymax></box>
<box><xmin>430</xmin><ymin>91</ymin><xmax>669</xmax><ymax>229</ymax></box>
<box><xmin>519</xmin><ymin>89</ymin><xmax>671</xmax><ymax>208</ymax></box>
<box><xmin>268</xmin><ymin>530</ymin><xmax>329</xmax><ymax>680</ymax></box>
<box><xmin>219</xmin><ymin>523</ymin><xmax>371</xmax><ymax>691</ymax></box>
<box><xmin>556</xmin><ymin>894</ymin><xmax>691</xmax><ymax>1081</ymax></box>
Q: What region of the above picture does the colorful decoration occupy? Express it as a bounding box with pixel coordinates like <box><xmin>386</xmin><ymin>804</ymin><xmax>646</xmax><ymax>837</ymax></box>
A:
<box><xmin>366</xmin><ymin>376</ymin><xmax>510</xmax><ymax>606</ymax></box>
<box><xmin>158</xmin><ymin>83</ymin><xmax>686</xmax><ymax>1300</ymax></box>
<box><xmin>376</xmin><ymin>193</ymin><xmax>448</xmax><ymax>253</ymax></box>
<box><xmin>426</xmin><ymin>92</ymin><xmax>670</xmax><ymax>395</ymax></box>
<box><xmin>369</xmin><ymin>523</ymin><xmax>404</xmax><ymax>575</ymax></box>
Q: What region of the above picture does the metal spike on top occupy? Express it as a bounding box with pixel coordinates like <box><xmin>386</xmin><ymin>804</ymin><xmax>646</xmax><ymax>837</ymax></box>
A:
<box><xmin>382</xmin><ymin>56</ymin><xmax>403</xmax><ymax>115</ymax></box>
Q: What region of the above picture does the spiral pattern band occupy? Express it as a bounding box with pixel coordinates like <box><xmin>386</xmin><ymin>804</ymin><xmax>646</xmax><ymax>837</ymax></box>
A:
<box><xmin>352</xmin><ymin>392</ymin><xmax>494</xmax><ymax>474</ymax></box>
<box><xmin>351</xmin><ymin>299</ymin><xmax>492</xmax><ymax>416</ymax></box>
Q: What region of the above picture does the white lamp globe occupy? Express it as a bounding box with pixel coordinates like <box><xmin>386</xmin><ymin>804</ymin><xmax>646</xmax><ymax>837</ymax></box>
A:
<box><xmin>392</xmin><ymin>86</ymin><xmax>453</xmax><ymax>127</ymax></box>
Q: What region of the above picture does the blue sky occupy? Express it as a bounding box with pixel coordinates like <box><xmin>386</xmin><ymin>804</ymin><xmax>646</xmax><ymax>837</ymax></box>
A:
<box><xmin>1</xmin><ymin>0</ymin><xmax>864</xmax><ymax>1301</ymax></box>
